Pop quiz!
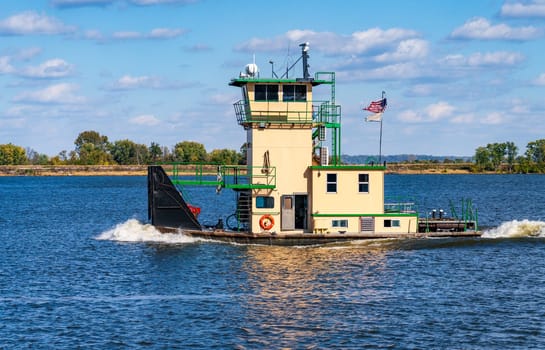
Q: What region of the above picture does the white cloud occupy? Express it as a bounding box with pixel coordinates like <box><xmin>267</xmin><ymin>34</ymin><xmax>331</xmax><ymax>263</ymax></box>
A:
<box><xmin>236</xmin><ymin>27</ymin><xmax>420</xmax><ymax>55</ymax></box>
<box><xmin>451</xmin><ymin>113</ymin><xmax>475</xmax><ymax>124</ymax></box>
<box><xmin>450</xmin><ymin>17</ymin><xmax>541</xmax><ymax>40</ymax></box>
<box><xmin>501</xmin><ymin>1</ymin><xmax>545</xmax><ymax>18</ymax></box>
<box><xmin>16</xmin><ymin>47</ymin><xmax>42</xmax><ymax>61</ymax></box>
<box><xmin>112</xmin><ymin>31</ymin><xmax>142</xmax><ymax>39</ymax></box>
<box><xmin>149</xmin><ymin>28</ymin><xmax>186</xmax><ymax>38</ymax></box>
<box><xmin>374</xmin><ymin>39</ymin><xmax>429</xmax><ymax>62</ymax></box>
<box><xmin>130</xmin><ymin>114</ymin><xmax>161</xmax><ymax>126</ymax></box>
<box><xmin>467</xmin><ymin>51</ymin><xmax>524</xmax><ymax>66</ymax></box>
<box><xmin>109</xmin><ymin>74</ymin><xmax>194</xmax><ymax>90</ymax></box>
<box><xmin>425</xmin><ymin>102</ymin><xmax>455</xmax><ymax>121</ymax></box>
<box><xmin>0</xmin><ymin>56</ymin><xmax>15</xmax><ymax>74</ymax></box>
<box><xmin>482</xmin><ymin>112</ymin><xmax>504</xmax><ymax>125</ymax></box>
<box><xmin>0</xmin><ymin>11</ymin><xmax>75</xmax><ymax>35</ymax></box>
<box><xmin>111</xmin><ymin>28</ymin><xmax>185</xmax><ymax>40</ymax></box>
<box><xmin>440</xmin><ymin>51</ymin><xmax>524</xmax><ymax>68</ymax></box>
<box><xmin>111</xmin><ymin>75</ymin><xmax>162</xmax><ymax>89</ymax></box>
<box><xmin>14</xmin><ymin>83</ymin><xmax>86</xmax><ymax>104</ymax></box>
<box><xmin>398</xmin><ymin>110</ymin><xmax>423</xmax><ymax>122</ymax></box>
<box><xmin>398</xmin><ymin>102</ymin><xmax>455</xmax><ymax>123</ymax></box>
<box><xmin>21</xmin><ymin>59</ymin><xmax>74</xmax><ymax>78</ymax></box>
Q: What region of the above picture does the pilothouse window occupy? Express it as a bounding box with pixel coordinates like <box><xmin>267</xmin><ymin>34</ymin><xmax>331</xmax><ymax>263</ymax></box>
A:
<box><xmin>283</xmin><ymin>85</ymin><xmax>307</xmax><ymax>101</ymax></box>
<box><xmin>254</xmin><ymin>84</ymin><xmax>278</xmax><ymax>101</ymax></box>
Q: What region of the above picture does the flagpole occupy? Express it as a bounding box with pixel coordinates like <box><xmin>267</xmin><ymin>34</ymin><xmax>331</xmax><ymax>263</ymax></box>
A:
<box><xmin>379</xmin><ymin>91</ymin><xmax>385</xmax><ymax>164</ymax></box>
<box><xmin>379</xmin><ymin>116</ymin><xmax>383</xmax><ymax>164</ymax></box>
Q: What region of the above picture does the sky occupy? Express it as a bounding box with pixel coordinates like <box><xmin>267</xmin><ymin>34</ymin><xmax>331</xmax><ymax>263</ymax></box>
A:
<box><xmin>1</xmin><ymin>0</ymin><xmax>545</xmax><ymax>157</ymax></box>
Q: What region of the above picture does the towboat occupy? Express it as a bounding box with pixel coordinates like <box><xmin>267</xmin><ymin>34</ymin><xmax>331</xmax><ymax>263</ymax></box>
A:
<box><xmin>147</xmin><ymin>43</ymin><xmax>480</xmax><ymax>245</ymax></box>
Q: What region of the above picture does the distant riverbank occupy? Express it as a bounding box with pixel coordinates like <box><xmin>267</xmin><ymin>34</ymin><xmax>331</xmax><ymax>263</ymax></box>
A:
<box><xmin>0</xmin><ymin>165</ymin><xmax>148</xmax><ymax>176</ymax></box>
<box><xmin>0</xmin><ymin>163</ymin><xmax>477</xmax><ymax>176</ymax></box>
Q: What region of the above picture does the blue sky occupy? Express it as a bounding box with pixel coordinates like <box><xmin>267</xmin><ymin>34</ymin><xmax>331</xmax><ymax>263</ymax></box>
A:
<box><xmin>1</xmin><ymin>0</ymin><xmax>545</xmax><ymax>157</ymax></box>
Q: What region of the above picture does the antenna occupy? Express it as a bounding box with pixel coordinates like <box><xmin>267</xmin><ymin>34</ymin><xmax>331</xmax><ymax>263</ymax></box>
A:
<box><xmin>280</xmin><ymin>42</ymin><xmax>312</xmax><ymax>80</ymax></box>
<box><xmin>300</xmin><ymin>42</ymin><xmax>310</xmax><ymax>80</ymax></box>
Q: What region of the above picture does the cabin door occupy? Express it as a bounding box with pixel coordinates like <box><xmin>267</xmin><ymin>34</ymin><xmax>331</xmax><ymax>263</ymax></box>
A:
<box><xmin>281</xmin><ymin>194</ymin><xmax>308</xmax><ymax>231</ymax></box>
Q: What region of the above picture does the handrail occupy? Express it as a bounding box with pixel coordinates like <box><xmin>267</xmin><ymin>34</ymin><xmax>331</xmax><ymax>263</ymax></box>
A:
<box><xmin>160</xmin><ymin>162</ymin><xmax>276</xmax><ymax>190</ymax></box>
<box><xmin>233</xmin><ymin>99</ymin><xmax>340</xmax><ymax>126</ymax></box>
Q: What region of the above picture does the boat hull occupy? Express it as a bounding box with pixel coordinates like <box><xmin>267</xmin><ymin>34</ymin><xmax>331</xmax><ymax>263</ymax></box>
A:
<box><xmin>156</xmin><ymin>226</ymin><xmax>482</xmax><ymax>246</ymax></box>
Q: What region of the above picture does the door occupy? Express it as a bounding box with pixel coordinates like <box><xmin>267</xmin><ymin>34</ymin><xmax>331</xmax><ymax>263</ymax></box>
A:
<box><xmin>281</xmin><ymin>194</ymin><xmax>308</xmax><ymax>230</ymax></box>
<box><xmin>281</xmin><ymin>195</ymin><xmax>295</xmax><ymax>230</ymax></box>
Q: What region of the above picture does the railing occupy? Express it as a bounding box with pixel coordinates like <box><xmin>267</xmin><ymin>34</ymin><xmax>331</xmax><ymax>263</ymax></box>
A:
<box><xmin>384</xmin><ymin>197</ymin><xmax>417</xmax><ymax>214</ymax></box>
<box><xmin>233</xmin><ymin>99</ymin><xmax>340</xmax><ymax>126</ymax></box>
<box><xmin>163</xmin><ymin>163</ymin><xmax>276</xmax><ymax>190</ymax></box>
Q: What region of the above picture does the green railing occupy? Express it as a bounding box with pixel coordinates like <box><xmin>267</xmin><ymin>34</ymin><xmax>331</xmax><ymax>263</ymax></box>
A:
<box><xmin>384</xmin><ymin>196</ymin><xmax>417</xmax><ymax>214</ymax></box>
<box><xmin>164</xmin><ymin>163</ymin><xmax>276</xmax><ymax>190</ymax></box>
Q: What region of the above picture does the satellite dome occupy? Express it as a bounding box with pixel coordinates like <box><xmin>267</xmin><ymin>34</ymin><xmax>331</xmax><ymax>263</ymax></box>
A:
<box><xmin>245</xmin><ymin>63</ymin><xmax>259</xmax><ymax>77</ymax></box>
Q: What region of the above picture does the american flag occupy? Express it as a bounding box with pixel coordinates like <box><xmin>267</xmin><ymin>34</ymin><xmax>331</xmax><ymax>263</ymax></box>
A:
<box><xmin>363</xmin><ymin>98</ymin><xmax>387</xmax><ymax>113</ymax></box>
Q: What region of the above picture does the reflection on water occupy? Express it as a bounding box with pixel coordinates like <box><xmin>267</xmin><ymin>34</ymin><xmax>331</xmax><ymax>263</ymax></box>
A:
<box><xmin>236</xmin><ymin>244</ymin><xmax>393</xmax><ymax>348</ymax></box>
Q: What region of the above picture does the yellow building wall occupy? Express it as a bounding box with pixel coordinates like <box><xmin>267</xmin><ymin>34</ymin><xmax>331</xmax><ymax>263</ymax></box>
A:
<box><xmin>249</xmin><ymin>127</ymin><xmax>312</xmax><ymax>232</ymax></box>
<box><xmin>311</xmin><ymin>169</ymin><xmax>384</xmax><ymax>215</ymax></box>
<box><xmin>310</xmin><ymin>168</ymin><xmax>417</xmax><ymax>234</ymax></box>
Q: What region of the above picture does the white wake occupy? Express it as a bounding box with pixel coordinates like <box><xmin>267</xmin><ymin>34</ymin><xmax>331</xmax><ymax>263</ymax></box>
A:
<box><xmin>482</xmin><ymin>219</ymin><xmax>545</xmax><ymax>238</ymax></box>
<box><xmin>96</xmin><ymin>219</ymin><xmax>201</xmax><ymax>244</ymax></box>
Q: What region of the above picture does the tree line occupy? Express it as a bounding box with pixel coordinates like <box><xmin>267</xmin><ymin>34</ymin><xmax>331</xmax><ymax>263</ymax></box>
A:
<box><xmin>474</xmin><ymin>139</ymin><xmax>545</xmax><ymax>173</ymax></box>
<box><xmin>2</xmin><ymin>131</ymin><xmax>545</xmax><ymax>173</ymax></box>
<box><xmin>0</xmin><ymin>130</ymin><xmax>244</xmax><ymax>166</ymax></box>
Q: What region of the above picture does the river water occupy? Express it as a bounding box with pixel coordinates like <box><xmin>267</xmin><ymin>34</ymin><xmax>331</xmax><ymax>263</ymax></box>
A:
<box><xmin>2</xmin><ymin>174</ymin><xmax>545</xmax><ymax>349</ymax></box>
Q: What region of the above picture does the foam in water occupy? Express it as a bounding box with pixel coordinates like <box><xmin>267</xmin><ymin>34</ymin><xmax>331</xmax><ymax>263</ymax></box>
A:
<box><xmin>482</xmin><ymin>219</ymin><xmax>545</xmax><ymax>239</ymax></box>
<box><xmin>96</xmin><ymin>219</ymin><xmax>201</xmax><ymax>244</ymax></box>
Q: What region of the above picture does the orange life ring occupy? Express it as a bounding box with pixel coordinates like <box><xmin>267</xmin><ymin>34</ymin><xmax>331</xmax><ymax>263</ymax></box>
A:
<box><xmin>259</xmin><ymin>215</ymin><xmax>274</xmax><ymax>230</ymax></box>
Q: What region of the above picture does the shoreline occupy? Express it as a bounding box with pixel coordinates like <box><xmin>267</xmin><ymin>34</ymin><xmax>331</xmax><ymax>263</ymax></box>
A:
<box><xmin>0</xmin><ymin>165</ymin><xmax>148</xmax><ymax>177</ymax></box>
<box><xmin>0</xmin><ymin>164</ymin><xmax>483</xmax><ymax>176</ymax></box>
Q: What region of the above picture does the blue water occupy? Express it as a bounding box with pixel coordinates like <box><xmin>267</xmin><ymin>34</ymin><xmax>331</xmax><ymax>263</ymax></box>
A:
<box><xmin>2</xmin><ymin>174</ymin><xmax>545</xmax><ymax>349</ymax></box>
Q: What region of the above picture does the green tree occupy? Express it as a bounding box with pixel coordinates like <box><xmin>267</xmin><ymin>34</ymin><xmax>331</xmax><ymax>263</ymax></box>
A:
<box><xmin>74</xmin><ymin>130</ymin><xmax>113</xmax><ymax>165</ymax></box>
<box><xmin>26</xmin><ymin>148</ymin><xmax>50</xmax><ymax>165</ymax></box>
<box><xmin>110</xmin><ymin>139</ymin><xmax>136</xmax><ymax>165</ymax></box>
<box><xmin>488</xmin><ymin>142</ymin><xmax>507</xmax><ymax>171</ymax></box>
<box><xmin>474</xmin><ymin>146</ymin><xmax>491</xmax><ymax>171</ymax></box>
<box><xmin>173</xmin><ymin>141</ymin><xmax>207</xmax><ymax>162</ymax></box>
<box><xmin>0</xmin><ymin>143</ymin><xmax>27</xmax><ymax>165</ymax></box>
<box><xmin>149</xmin><ymin>142</ymin><xmax>162</xmax><ymax>163</ymax></box>
<box><xmin>209</xmin><ymin>149</ymin><xmax>240</xmax><ymax>165</ymax></box>
<box><xmin>110</xmin><ymin>140</ymin><xmax>150</xmax><ymax>165</ymax></box>
<box><xmin>525</xmin><ymin>139</ymin><xmax>545</xmax><ymax>164</ymax></box>
<box><xmin>505</xmin><ymin>141</ymin><xmax>518</xmax><ymax>173</ymax></box>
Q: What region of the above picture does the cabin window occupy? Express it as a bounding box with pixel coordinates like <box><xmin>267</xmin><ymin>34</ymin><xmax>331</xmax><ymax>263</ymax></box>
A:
<box><xmin>358</xmin><ymin>173</ymin><xmax>369</xmax><ymax>193</ymax></box>
<box><xmin>326</xmin><ymin>173</ymin><xmax>337</xmax><ymax>193</ymax></box>
<box><xmin>332</xmin><ymin>219</ymin><xmax>348</xmax><ymax>228</ymax></box>
<box><xmin>283</xmin><ymin>85</ymin><xmax>307</xmax><ymax>102</ymax></box>
<box><xmin>254</xmin><ymin>84</ymin><xmax>278</xmax><ymax>101</ymax></box>
<box><xmin>384</xmin><ymin>219</ymin><xmax>400</xmax><ymax>228</ymax></box>
<box><xmin>256</xmin><ymin>196</ymin><xmax>274</xmax><ymax>208</ymax></box>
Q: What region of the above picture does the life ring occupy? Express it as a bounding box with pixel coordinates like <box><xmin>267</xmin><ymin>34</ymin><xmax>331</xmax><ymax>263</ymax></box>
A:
<box><xmin>259</xmin><ymin>215</ymin><xmax>274</xmax><ymax>230</ymax></box>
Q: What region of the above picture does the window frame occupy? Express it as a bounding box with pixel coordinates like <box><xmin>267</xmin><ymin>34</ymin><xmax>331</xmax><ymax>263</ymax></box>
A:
<box><xmin>332</xmin><ymin>219</ymin><xmax>348</xmax><ymax>228</ymax></box>
<box><xmin>256</xmin><ymin>196</ymin><xmax>275</xmax><ymax>209</ymax></box>
<box><xmin>254</xmin><ymin>84</ymin><xmax>278</xmax><ymax>101</ymax></box>
<box><xmin>384</xmin><ymin>219</ymin><xmax>400</xmax><ymax>228</ymax></box>
<box><xmin>358</xmin><ymin>173</ymin><xmax>369</xmax><ymax>193</ymax></box>
<box><xmin>326</xmin><ymin>173</ymin><xmax>337</xmax><ymax>193</ymax></box>
<box><xmin>282</xmin><ymin>84</ymin><xmax>307</xmax><ymax>102</ymax></box>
